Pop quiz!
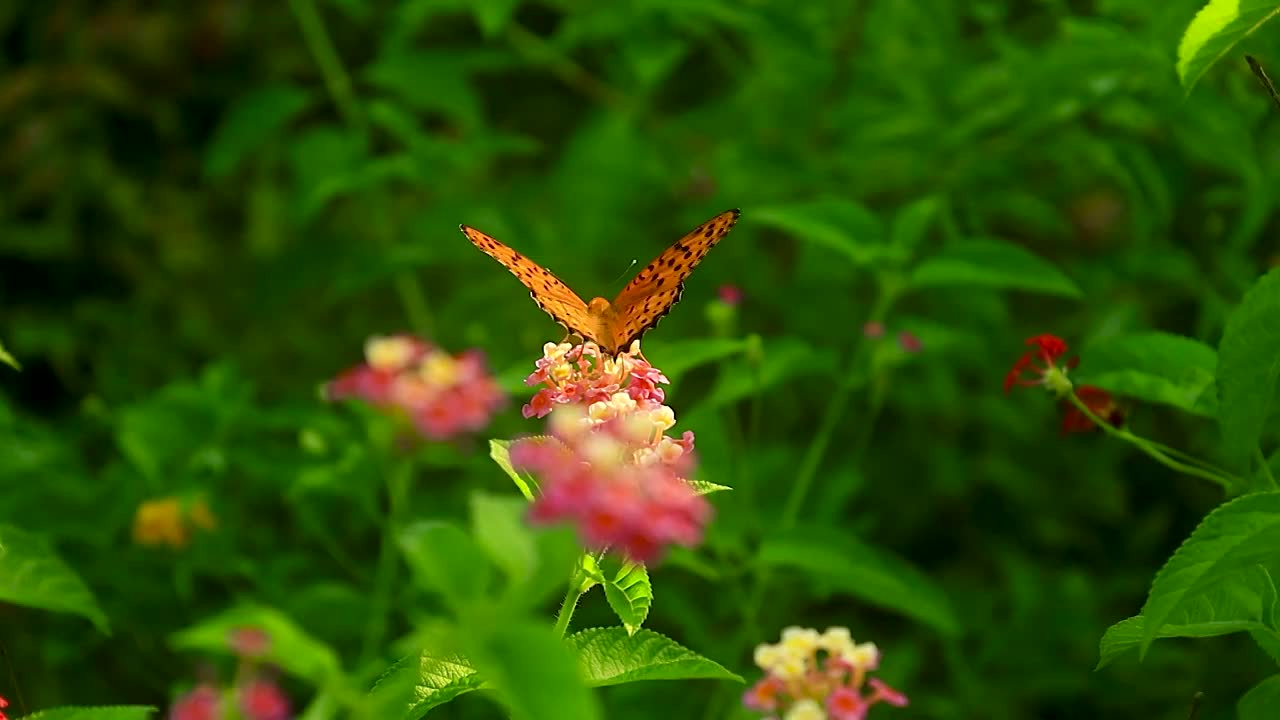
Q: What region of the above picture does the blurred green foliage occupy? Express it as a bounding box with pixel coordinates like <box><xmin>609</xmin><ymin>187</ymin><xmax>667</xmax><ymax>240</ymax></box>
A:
<box><xmin>4</xmin><ymin>0</ymin><xmax>1280</xmax><ymax>719</ymax></box>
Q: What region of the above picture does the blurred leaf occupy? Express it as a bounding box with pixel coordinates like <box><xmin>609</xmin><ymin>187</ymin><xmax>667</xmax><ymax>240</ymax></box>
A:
<box><xmin>644</xmin><ymin>337</ymin><xmax>748</xmax><ymax>386</ymax></box>
<box><xmin>602</xmin><ymin>559</ymin><xmax>651</xmax><ymax>635</ymax></box>
<box><xmin>0</xmin><ymin>339</ymin><xmax>18</xmax><ymax>370</ymax></box>
<box><xmin>1138</xmin><ymin>492</ymin><xmax>1280</xmax><ymax>655</ymax></box>
<box><xmin>398</xmin><ymin>521</ymin><xmax>494</xmax><ymax>609</ymax></box>
<box><xmin>464</xmin><ymin>620</ymin><xmax>600</xmax><ymax>720</ymax></box>
<box><xmin>752</xmin><ymin>199</ymin><xmax>891</xmax><ymax>267</ymax></box>
<box><xmin>568</xmin><ymin>627</ymin><xmax>742</xmax><ymax>686</ymax></box>
<box><xmin>909</xmin><ymin>239</ymin><xmax>1082</xmax><ymax>298</ymax></box>
<box><xmin>289</xmin><ymin>126</ymin><xmax>369</xmax><ymax>220</ymax></box>
<box><xmin>0</xmin><ymin>525</ymin><xmax>108</xmax><ymax>633</ymax></box>
<box><xmin>472</xmin><ymin>0</ymin><xmax>521</xmax><ymax>37</ymax></box>
<box><xmin>490</xmin><ymin>438</ymin><xmax>541</xmax><ymax>501</ymax></box>
<box><xmin>703</xmin><ymin>338</ymin><xmax>837</xmax><ymax>409</ymax></box>
<box><xmin>758</xmin><ymin>528</ymin><xmax>960</xmax><ymax>636</ymax></box>
<box><xmin>1241</xmin><ymin>674</ymin><xmax>1280</xmax><ymax>720</ymax></box>
<box><xmin>1078</xmin><ymin>332</ymin><xmax>1218</xmax><ymax>417</ymax></box>
<box><xmin>170</xmin><ymin>604</ymin><xmax>343</xmax><ymax>685</ymax></box>
<box><xmin>205</xmin><ymin>85</ymin><xmax>312</xmax><ymax>178</ymax></box>
<box><xmin>1217</xmin><ymin>267</ymin><xmax>1280</xmax><ymax>468</ymax></box>
<box><xmin>367</xmin><ymin>649</ymin><xmax>483</xmax><ymax>720</ymax></box>
<box><xmin>363</xmin><ymin>51</ymin><xmax>483</xmax><ymax>129</ymax></box>
<box><xmin>470</xmin><ymin>491</ymin><xmax>538</xmax><ymax>583</ymax></box>
<box><xmin>1176</xmin><ymin>0</ymin><xmax>1280</xmax><ymax>91</ymax></box>
<box><xmin>21</xmin><ymin>708</ymin><xmax>156</xmax><ymax>720</ymax></box>
<box><xmin>889</xmin><ymin>195</ymin><xmax>942</xmax><ymax>256</ymax></box>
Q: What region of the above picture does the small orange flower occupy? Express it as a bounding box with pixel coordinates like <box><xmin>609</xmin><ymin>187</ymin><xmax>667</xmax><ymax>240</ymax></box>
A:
<box><xmin>132</xmin><ymin>496</ymin><xmax>217</xmax><ymax>549</ymax></box>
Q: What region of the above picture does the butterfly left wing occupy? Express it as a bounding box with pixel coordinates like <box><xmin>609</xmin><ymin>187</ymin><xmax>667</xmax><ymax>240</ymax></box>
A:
<box><xmin>608</xmin><ymin>208</ymin><xmax>740</xmax><ymax>352</ymax></box>
<box><xmin>461</xmin><ymin>224</ymin><xmax>601</xmax><ymax>344</ymax></box>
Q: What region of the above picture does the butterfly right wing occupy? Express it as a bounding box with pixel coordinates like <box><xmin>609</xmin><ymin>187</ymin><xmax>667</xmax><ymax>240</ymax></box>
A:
<box><xmin>460</xmin><ymin>224</ymin><xmax>599</xmax><ymax>343</ymax></box>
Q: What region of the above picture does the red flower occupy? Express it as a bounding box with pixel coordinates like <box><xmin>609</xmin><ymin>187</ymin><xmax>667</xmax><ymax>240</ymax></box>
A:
<box><xmin>1003</xmin><ymin>334</ymin><xmax>1073</xmax><ymax>393</ymax></box>
<box><xmin>1061</xmin><ymin>385</ymin><xmax>1124</xmax><ymax>434</ymax></box>
<box><xmin>1</xmin><ymin>694</ymin><xmax>9</xmax><ymax>720</ymax></box>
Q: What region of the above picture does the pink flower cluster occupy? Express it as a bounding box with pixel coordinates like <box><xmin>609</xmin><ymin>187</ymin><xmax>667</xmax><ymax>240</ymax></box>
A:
<box><xmin>169</xmin><ymin>627</ymin><xmax>291</xmax><ymax>720</ymax></box>
<box><xmin>511</xmin><ymin>342</ymin><xmax>710</xmax><ymax>563</ymax></box>
<box><xmin>326</xmin><ymin>335</ymin><xmax>505</xmax><ymax>440</ymax></box>
<box><xmin>743</xmin><ymin>627</ymin><xmax>908</xmax><ymax>720</ymax></box>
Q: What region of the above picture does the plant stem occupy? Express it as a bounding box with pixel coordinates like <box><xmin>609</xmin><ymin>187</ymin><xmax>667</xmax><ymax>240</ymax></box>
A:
<box><xmin>553</xmin><ymin>559</ymin><xmax>589</xmax><ymax>638</ymax></box>
<box><xmin>359</xmin><ymin>458</ymin><xmax>412</xmax><ymax>664</ymax></box>
<box><xmin>289</xmin><ymin>0</ymin><xmax>366</xmax><ymax>134</ymax></box>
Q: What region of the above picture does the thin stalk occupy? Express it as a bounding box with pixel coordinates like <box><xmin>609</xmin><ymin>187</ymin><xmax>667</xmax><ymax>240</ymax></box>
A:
<box><xmin>1257</xmin><ymin>448</ymin><xmax>1279</xmax><ymax>490</ymax></box>
<box><xmin>553</xmin><ymin>559</ymin><xmax>589</xmax><ymax>638</ymax></box>
<box><xmin>359</xmin><ymin>459</ymin><xmax>412</xmax><ymax>664</ymax></box>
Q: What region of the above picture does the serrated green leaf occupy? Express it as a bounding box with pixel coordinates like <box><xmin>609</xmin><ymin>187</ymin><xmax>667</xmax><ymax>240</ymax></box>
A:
<box><xmin>602</xmin><ymin>560</ymin><xmax>651</xmax><ymax>635</ymax></box>
<box><xmin>1240</xmin><ymin>674</ymin><xmax>1280</xmax><ymax>720</ymax></box>
<box><xmin>464</xmin><ymin>621</ymin><xmax>600</xmax><ymax>720</ymax></box>
<box><xmin>205</xmin><ymin>84</ymin><xmax>312</xmax><ymax>178</ymax></box>
<box><xmin>686</xmin><ymin>479</ymin><xmax>732</xmax><ymax>495</ymax></box>
<box><xmin>470</xmin><ymin>492</ymin><xmax>538</xmax><ymax>583</ymax></box>
<box><xmin>490</xmin><ymin>439</ymin><xmax>540</xmax><ymax>501</ymax></box>
<box><xmin>398</xmin><ymin>521</ymin><xmax>495</xmax><ymax>609</ymax></box>
<box><xmin>1176</xmin><ymin>0</ymin><xmax>1280</xmax><ymax>92</ymax></box>
<box><xmin>909</xmin><ymin>239</ymin><xmax>1082</xmax><ymax>298</ymax></box>
<box><xmin>758</xmin><ymin>528</ymin><xmax>959</xmax><ymax>636</ymax></box>
<box><xmin>568</xmin><ymin>627</ymin><xmax>742</xmax><ymax>686</ymax></box>
<box><xmin>366</xmin><ymin>649</ymin><xmax>483</xmax><ymax>720</ymax></box>
<box><xmin>1217</xmin><ymin>267</ymin><xmax>1280</xmax><ymax>468</ymax></box>
<box><xmin>752</xmin><ymin>198</ymin><xmax>892</xmax><ymax>267</ymax></box>
<box><xmin>1079</xmin><ymin>332</ymin><xmax>1218</xmax><ymax>417</ymax></box>
<box><xmin>170</xmin><ymin>604</ymin><xmax>342</xmax><ymax>685</ymax></box>
<box><xmin>0</xmin><ymin>525</ymin><xmax>109</xmax><ymax>633</ymax></box>
<box><xmin>0</xmin><ymin>339</ymin><xmax>19</xmax><ymax>370</ymax></box>
<box><xmin>1139</xmin><ymin>492</ymin><xmax>1280</xmax><ymax>655</ymax></box>
<box><xmin>21</xmin><ymin>707</ymin><xmax>156</xmax><ymax>720</ymax></box>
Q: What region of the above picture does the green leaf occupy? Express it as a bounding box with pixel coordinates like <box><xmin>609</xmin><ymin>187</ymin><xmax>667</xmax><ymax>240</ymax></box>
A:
<box><xmin>889</xmin><ymin>195</ymin><xmax>941</xmax><ymax>255</ymax></box>
<box><xmin>752</xmin><ymin>198</ymin><xmax>891</xmax><ymax>267</ymax></box>
<box><xmin>1139</xmin><ymin>492</ymin><xmax>1280</xmax><ymax>655</ymax></box>
<box><xmin>602</xmin><ymin>560</ymin><xmax>651</xmax><ymax>635</ymax></box>
<box><xmin>0</xmin><ymin>339</ymin><xmax>19</xmax><ymax>370</ymax></box>
<box><xmin>0</xmin><ymin>525</ymin><xmax>109</xmax><ymax>633</ymax></box>
<box><xmin>398</xmin><ymin>521</ymin><xmax>494</xmax><ymax>609</ymax></box>
<box><xmin>367</xmin><ymin>649</ymin><xmax>483</xmax><ymax>720</ymax></box>
<box><xmin>471</xmin><ymin>0</ymin><xmax>521</xmax><ymax>37</ymax></box>
<box><xmin>1241</xmin><ymin>674</ymin><xmax>1280</xmax><ymax>720</ymax></box>
<box><xmin>568</xmin><ymin>627</ymin><xmax>742</xmax><ymax>686</ymax></box>
<box><xmin>643</xmin><ymin>338</ymin><xmax>748</xmax><ymax>386</ymax></box>
<box><xmin>205</xmin><ymin>84</ymin><xmax>312</xmax><ymax>178</ymax></box>
<box><xmin>21</xmin><ymin>707</ymin><xmax>156</xmax><ymax>720</ymax></box>
<box><xmin>909</xmin><ymin>239</ymin><xmax>1082</xmax><ymax>298</ymax></box>
<box><xmin>490</xmin><ymin>439</ymin><xmax>540</xmax><ymax>501</ymax></box>
<box><xmin>1078</xmin><ymin>332</ymin><xmax>1218</xmax><ymax>417</ymax></box>
<box><xmin>1176</xmin><ymin>0</ymin><xmax>1280</xmax><ymax>92</ymax></box>
<box><xmin>758</xmin><ymin>528</ymin><xmax>959</xmax><ymax>636</ymax></box>
<box><xmin>686</xmin><ymin>479</ymin><xmax>732</xmax><ymax>495</ymax></box>
<box><xmin>470</xmin><ymin>492</ymin><xmax>538</xmax><ymax>583</ymax></box>
<box><xmin>1217</xmin><ymin>268</ymin><xmax>1280</xmax><ymax>468</ymax></box>
<box><xmin>464</xmin><ymin>621</ymin><xmax>600</xmax><ymax>720</ymax></box>
<box><xmin>170</xmin><ymin>604</ymin><xmax>343</xmax><ymax>685</ymax></box>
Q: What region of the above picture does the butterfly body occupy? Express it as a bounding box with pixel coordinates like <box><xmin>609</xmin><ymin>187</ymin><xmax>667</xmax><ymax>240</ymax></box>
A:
<box><xmin>462</xmin><ymin>209</ymin><xmax>740</xmax><ymax>354</ymax></box>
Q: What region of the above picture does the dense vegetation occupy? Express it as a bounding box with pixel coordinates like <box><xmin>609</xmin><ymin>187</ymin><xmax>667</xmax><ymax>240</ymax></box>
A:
<box><xmin>4</xmin><ymin>1</ymin><xmax>1280</xmax><ymax>719</ymax></box>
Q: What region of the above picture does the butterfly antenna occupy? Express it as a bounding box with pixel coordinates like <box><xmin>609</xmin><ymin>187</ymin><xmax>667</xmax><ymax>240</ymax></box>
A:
<box><xmin>1246</xmin><ymin>56</ymin><xmax>1280</xmax><ymax>111</ymax></box>
<box><xmin>608</xmin><ymin>259</ymin><xmax>639</xmax><ymax>289</ymax></box>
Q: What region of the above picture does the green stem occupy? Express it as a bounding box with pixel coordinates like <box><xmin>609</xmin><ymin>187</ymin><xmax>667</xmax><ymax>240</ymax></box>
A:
<box><xmin>359</xmin><ymin>458</ymin><xmax>412</xmax><ymax>664</ymax></box>
<box><xmin>1258</xmin><ymin>448</ymin><xmax>1279</xmax><ymax>490</ymax></box>
<box><xmin>1065</xmin><ymin>393</ymin><xmax>1238</xmax><ymax>490</ymax></box>
<box><xmin>288</xmin><ymin>0</ymin><xmax>366</xmax><ymax>134</ymax></box>
<box><xmin>553</xmin><ymin>560</ymin><xmax>589</xmax><ymax>638</ymax></box>
<box><xmin>504</xmin><ymin>23</ymin><xmax>629</xmax><ymax>111</ymax></box>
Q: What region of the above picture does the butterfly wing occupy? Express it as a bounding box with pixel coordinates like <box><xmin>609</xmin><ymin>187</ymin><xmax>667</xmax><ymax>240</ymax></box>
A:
<box><xmin>461</xmin><ymin>224</ymin><xmax>599</xmax><ymax>343</ymax></box>
<box><xmin>609</xmin><ymin>208</ymin><xmax>740</xmax><ymax>351</ymax></box>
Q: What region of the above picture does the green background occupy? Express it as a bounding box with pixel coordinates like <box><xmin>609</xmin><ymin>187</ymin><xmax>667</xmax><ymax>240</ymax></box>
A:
<box><xmin>2</xmin><ymin>1</ymin><xmax>1279</xmax><ymax>718</ymax></box>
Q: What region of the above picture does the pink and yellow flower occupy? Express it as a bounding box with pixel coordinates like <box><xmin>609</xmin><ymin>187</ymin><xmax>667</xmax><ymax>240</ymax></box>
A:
<box><xmin>743</xmin><ymin>626</ymin><xmax>907</xmax><ymax>720</ymax></box>
<box><xmin>326</xmin><ymin>334</ymin><xmax>505</xmax><ymax>441</ymax></box>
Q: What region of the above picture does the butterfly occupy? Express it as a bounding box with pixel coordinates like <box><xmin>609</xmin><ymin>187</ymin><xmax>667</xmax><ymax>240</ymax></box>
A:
<box><xmin>461</xmin><ymin>208</ymin><xmax>740</xmax><ymax>355</ymax></box>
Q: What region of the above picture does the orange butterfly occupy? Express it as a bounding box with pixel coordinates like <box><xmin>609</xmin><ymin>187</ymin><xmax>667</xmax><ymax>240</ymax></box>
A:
<box><xmin>461</xmin><ymin>209</ymin><xmax>740</xmax><ymax>355</ymax></box>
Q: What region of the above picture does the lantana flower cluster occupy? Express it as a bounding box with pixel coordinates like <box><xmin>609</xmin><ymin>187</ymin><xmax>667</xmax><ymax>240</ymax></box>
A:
<box><xmin>743</xmin><ymin>627</ymin><xmax>908</xmax><ymax>720</ymax></box>
<box><xmin>169</xmin><ymin>626</ymin><xmax>290</xmax><ymax>720</ymax></box>
<box><xmin>1004</xmin><ymin>333</ymin><xmax>1124</xmax><ymax>434</ymax></box>
<box><xmin>326</xmin><ymin>335</ymin><xmax>505</xmax><ymax>440</ymax></box>
<box><xmin>511</xmin><ymin>342</ymin><xmax>709</xmax><ymax>563</ymax></box>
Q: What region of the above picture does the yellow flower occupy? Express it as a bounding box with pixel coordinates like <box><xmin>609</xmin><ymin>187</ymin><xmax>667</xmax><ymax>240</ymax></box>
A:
<box><xmin>819</xmin><ymin>626</ymin><xmax>854</xmax><ymax>656</ymax></box>
<box><xmin>783</xmin><ymin>698</ymin><xmax>826</xmax><ymax>720</ymax></box>
<box><xmin>365</xmin><ymin>336</ymin><xmax>418</xmax><ymax>371</ymax></box>
<box><xmin>419</xmin><ymin>352</ymin><xmax>460</xmax><ymax>387</ymax></box>
<box><xmin>132</xmin><ymin>498</ymin><xmax>188</xmax><ymax>548</ymax></box>
<box><xmin>753</xmin><ymin>642</ymin><xmax>782</xmax><ymax>670</ymax></box>
<box><xmin>780</xmin><ymin>626</ymin><xmax>821</xmax><ymax>656</ymax></box>
<box><xmin>772</xmin><ymin>652</ymin><xmax>808</xmax><ymax>680</ymax></box>
<box><xmin>841</xmin><ymin>641</ymin><xmax>880</xmax><ymax>670</ymax></box>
